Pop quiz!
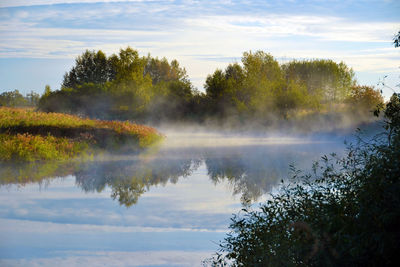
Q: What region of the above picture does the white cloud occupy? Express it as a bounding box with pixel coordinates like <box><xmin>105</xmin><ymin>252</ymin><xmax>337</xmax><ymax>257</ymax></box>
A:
<box><xmin>3</xmin><ymin>13</ymin><xmax>397</xmax><ymax>76</ymax></box>
<box><xmin>184</xmin><ymin>14</ymin><xmax>398</xmax><ymax>43</ymax></box>
<box><xmin>0</xmin><ymin>0</ymin><xmax>172</xmax><ymax>8</ymax></box>
<box><xmin>0</xmin><ymin>1</ymin><xmax>399</xmax><ymax>91</ymax></box>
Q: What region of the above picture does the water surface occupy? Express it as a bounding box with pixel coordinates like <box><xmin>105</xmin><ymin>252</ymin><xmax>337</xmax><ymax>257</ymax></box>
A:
<box><xmin>0</xmin><ymin>130</ymin><xmax>348</xmax><ymax>266</ymax></box>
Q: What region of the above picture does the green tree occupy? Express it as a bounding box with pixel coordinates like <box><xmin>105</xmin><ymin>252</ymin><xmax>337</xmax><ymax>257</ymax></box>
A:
<box><xmin>41</xmin><ymin>47</ymin><xmax>198</xmax><ymax>120</ymax></box>
<box><xmin>62</xmin><ymin>50</ymin><xmax>111</xmax><ymax>88</ymax></box>
<box><xmin>0</xmin><ymin>90</ymin><xmax>28</xmax><ymax>107</ymax></box>
<box><xmin>108</xmin><ymin>47</ymin><xmax>153</xmax><ymax>116</ymax></box>
<box><xmin>144</xmin><ymin>56</ymin><xmax>189</xmax><ymax>85</ymax></box>
<box><xmin>282</xmin><ymin>59</ymin><xmax>356</xmax><ymax>105</ymax></box>
<box><xmin>44</xmin><ymin>85</ymin><xmax>51</xmax><ymax>96</ymax></box>
<box><xmin>275</xmin><ymin>80</ymin><xmax>311</xmax><ymax>119</ymax></box>
<box><xmin>205</xmin><ymin>51</ymin><xmax>296</xmax><ymax>119</ymax></box>
<box><xmin>143</xmin><ymin>55</ymin><xmax>196</xmax><ymax>121</ymax></box>
<box><xmin>241</xmin><ymin>51</ymin><xmax>285</xmax><ymax>116</ymax></box>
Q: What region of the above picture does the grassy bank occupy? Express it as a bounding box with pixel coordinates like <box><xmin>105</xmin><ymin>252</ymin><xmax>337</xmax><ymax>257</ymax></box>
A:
<box><xmin>0</xmin><ymin>107</ymin><xmax>163</xmax><ymax>161</ymax></box>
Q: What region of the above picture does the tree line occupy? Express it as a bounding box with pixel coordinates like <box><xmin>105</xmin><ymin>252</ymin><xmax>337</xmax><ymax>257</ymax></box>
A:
<box><xmin>3</xmin><ymin>47</ymin><xmax>383</xmax><ymax>125</ymax></box>
<box><xmin>38</xmin><ymin>48</ymin><xmax>196</xmax><ymax>122</ymax></box>
<box><xmin>0</xmin><ymin>90</ymin><xmax>40</xmax><ymax>108</ymax></box>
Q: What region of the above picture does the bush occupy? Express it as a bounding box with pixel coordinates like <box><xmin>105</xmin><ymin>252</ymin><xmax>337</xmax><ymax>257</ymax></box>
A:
<box><xmin>208</xmin><ymin>94</ymin><xmax>400</xmax><ymax>266</ymax></box>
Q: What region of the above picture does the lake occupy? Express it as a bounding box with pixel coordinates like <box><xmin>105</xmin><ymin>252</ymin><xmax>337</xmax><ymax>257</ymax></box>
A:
<box><xmin>0</xmin><ymin>129</ymin><xmax>349</xmax><ymax>266</ymax></box>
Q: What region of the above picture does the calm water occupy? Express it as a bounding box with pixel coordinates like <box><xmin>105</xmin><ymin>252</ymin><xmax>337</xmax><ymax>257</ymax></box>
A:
<box><xmin>0</xmin><ymin>130</ymin><xmax>348</xmax><ymax>266</ymax></box>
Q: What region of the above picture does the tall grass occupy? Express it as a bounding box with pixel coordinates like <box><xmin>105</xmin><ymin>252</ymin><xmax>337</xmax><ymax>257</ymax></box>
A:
<box><xmin>0</xmin><ymin>107</ymin><xmax>163</xmax><ymax>161</ymax></box>
<box><xmin>0</xmin><ymin>133</ymin><xmax>88</xmax><ymax>161</ymax></box>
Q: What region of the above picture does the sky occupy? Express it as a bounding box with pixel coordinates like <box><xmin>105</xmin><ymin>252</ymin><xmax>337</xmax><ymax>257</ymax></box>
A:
<box><xmin>0</xmin><ymin>0</ymin><xmax>399</xmax><ymax>99</ymax></box>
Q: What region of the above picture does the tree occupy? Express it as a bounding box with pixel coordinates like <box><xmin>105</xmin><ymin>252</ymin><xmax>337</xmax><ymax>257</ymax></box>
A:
<box><xmin>62</xmin><ymin>50</ymin><xmax>112</xmax><ymax>88</ymax></box>
<box><xmin>143</xmin><ymin>55</ymin><xmax>196</xmax><ymax>121</ymax></box>
<box><xmin>26</xmin><ymin>91</ymin><xmax>40</xmax><ymax>106</ymax></box>
<box><xmin>41</xmin><ymin>47</ymin><xmax>201</xmax><ymax>121</ymax></box>
<box><xmin>282</xmin><ymin>59</ymin><xmax>356</xmax><ymax>105</ymax></box>
<box><xmin>0</xmin><ymin>90</ymin><xmax>28</xmax><ymax>107</ymax></box>
<box><xmin>241</xmin><ymin>51</ymin><xmax>285</xmax><ymax>115</ymax></box>
<box><xmin>44</xmin><ymin>85</ymin><xmax>51</xmax><ymax>96</ymax></box>
<box><xmin>275</xmin><ymin>80</ymin><xmax>310</xmax><ymax>119</ymax></box>
<box><xmin>205</xmin><ymin>52</ymin><xmax>286</xmax><ymax>119</ymax></box>
<box><xmin>144</xmin><ymin>56</ymin><xmax>189</xmax><ymax>85</ymax></box>
<box><xmin>346</xmin><ymin>85</ymin><xmax>384</xmax><ymax>114</ymax></box>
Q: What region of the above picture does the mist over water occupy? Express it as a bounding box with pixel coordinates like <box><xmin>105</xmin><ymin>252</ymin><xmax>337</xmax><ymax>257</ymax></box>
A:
<box><xmin>0</xmin><ymin>125</ymin><xmax>363</xmax><ymax>266</ymax></box>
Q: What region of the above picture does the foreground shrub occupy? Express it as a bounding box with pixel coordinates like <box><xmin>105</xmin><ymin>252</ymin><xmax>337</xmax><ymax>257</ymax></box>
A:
<box><xmin>208</xmin><ymin>93</ymin><xmax>400</xmax><ymax>266</ymax></box>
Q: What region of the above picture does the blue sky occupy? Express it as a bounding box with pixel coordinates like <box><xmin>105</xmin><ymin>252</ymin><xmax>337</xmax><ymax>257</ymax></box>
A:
<box><xmin>0</xmin><ymin>0</ymin><xmax>399</xmax><ymax>98</ymax></box>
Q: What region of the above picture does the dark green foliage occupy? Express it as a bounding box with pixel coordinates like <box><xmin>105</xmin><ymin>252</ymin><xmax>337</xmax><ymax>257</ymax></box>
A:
<box><xmin>62</xmin><ymin>50</ymin><xmax>112</xmax><ymax>88</ymax></box>
<box><xmin>209</xmin><ymin>94</ymin><xmax>400</xmax><ymax>266</ymax></box>
<box><xmin>39</xmin><ymin>83</ymin><xmax>112</xmax><ymax>118</ymax></box>
<box><xmin>144</xmin><ymin>56</ymin><xmax>195</xmax><ymax>121</ymax></box>
<box><xmin>204</xmin><ymin>51</ymin><xmax>360</xmax><ymax>123</ymax></box>
<box><xmin>204</xmin><ymin>52</ymin><xmax>286</xmax><ymax>120</ymax></box>
<box><xmin>40</xmin><ymin>47</ymin><xmax>381</xmax><ymax>126</ymax></box>
<box><xmin>40</xmin><ymin>47</ymin><xmax>195</xmax><ymax>122</ymax></box>
<box><xmin>145</xmin><ymin>56</ymin><xmax>190</xmax><ymax>85</ymax></box>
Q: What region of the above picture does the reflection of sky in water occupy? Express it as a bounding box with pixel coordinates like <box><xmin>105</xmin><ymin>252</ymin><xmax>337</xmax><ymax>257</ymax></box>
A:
<box><xmin>0</xmin><ymin>168</ymin><xmax>231</xmax><ymax>266</ymax></box>
<box><xmin>0</xmin><ymin>133</ymin><xmax>347</xmax><ymax>266</ymax></box>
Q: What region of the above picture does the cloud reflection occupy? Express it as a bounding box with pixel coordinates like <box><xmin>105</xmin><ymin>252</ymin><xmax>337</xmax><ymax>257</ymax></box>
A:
<box><xmin>0</xmin><ymin>133</ymin><xmax>344</xmax><ymax>206</ymax></box>
<box><xmin>0</xmin><ymin>132</ymin><xmax>347</xmax><ymax>266</ymax></box>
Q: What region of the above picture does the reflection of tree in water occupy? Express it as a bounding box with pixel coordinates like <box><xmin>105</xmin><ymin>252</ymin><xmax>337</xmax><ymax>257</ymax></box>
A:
<box><xmin>0</xmin><ymin>157</ymin><xmax>201</xmax><ymax>207</ymax></box>
<box><xmin>204</xmin><ymin>145</ymin><xmax>323</xmax><ymax>203</ymax></box>
<box><xmin>75</xmin><ymin>157</ymin><xmax>201</xmax><ymax>206</ymax></box>
<box><xmin>205</xmin><ymin>154</ymin><xmax>282</xmax><ymax>203</ymax></box>
<box><xmin>0</xmin><ymin>161</ymin><xmax>79</xmax><ymax>186</ymax></box>
<box><xmin>0</xmin><ymin>143</ymin><xmax>332</xmax><ymax>206</ymax></box>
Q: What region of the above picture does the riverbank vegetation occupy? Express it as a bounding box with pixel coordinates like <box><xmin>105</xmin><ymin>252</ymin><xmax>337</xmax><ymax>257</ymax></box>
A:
<box><xmin>0</xmin><ymin>107</ymin><xmax>163</xmax><ymax>161</ymax></box>
<box><xmin>207</xmin><ymin>93</ymin><xmax>400</xmax><ymax>266</ymax></box>
<box><xmin>30</xmin><ymin>48</ymin><xmax>383</xmax><ymax>130</ymax></box>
